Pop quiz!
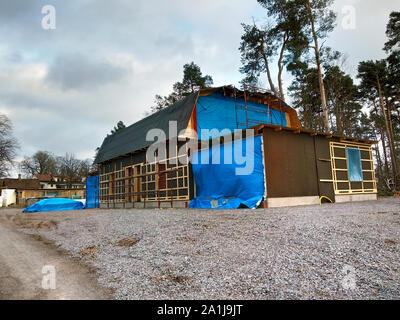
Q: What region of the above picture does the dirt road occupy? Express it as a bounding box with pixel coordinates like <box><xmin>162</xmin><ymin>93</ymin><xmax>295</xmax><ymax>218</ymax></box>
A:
<box><xmin>0</xmin><ymin>217</ymin><xmax>111</xmax><ymax>300</ymax></box>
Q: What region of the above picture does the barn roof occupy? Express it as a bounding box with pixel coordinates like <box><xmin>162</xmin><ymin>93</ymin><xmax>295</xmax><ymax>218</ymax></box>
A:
<box><xmin>94</xmin><ymin>92</ymin><xmax>198</xmax><ymax>164</ymax></box>
<box><xmin>94</xmin><ymin>85</ymin><xmax>303</xmax><ymax>164</ymax></box>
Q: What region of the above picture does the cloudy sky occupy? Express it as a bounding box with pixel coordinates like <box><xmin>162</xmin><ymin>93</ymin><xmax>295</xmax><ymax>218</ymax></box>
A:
<box><xmin>0</xmin><ymin>0</ymin><xmax>398</xmax><ymax>176</ymax></box>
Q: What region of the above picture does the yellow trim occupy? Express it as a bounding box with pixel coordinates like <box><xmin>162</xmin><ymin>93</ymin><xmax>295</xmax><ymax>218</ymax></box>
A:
<box><xmin>329</xmin><ymin>141</ymin><xmax>377</xmax><ymax>195</ymax></box>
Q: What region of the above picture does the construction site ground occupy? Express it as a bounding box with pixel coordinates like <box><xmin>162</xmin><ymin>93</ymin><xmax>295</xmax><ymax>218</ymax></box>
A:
<box><xmin>0</xmin><ymin>198</ymin><xmax>399</xmax><ymax>300</ymax></box>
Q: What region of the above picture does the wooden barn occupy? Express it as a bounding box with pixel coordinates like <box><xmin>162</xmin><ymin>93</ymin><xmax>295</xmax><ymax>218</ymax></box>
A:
<box><xmin>94</xmin><ymin>86</ymin><xmax>377</xmax><ymax>209</ymax></box>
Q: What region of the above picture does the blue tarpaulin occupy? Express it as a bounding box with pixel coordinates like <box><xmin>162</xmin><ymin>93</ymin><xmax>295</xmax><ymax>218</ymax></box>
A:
<box><xmin>347</xmin><ymin>148</ymin><xmax>363</xmax><ymax>182</ymax></box>
<box><xmin>23</xmin><ymin>198</ymin><xmax>85</xmax><ymax>213</ymax></box>
<box><xmin>86</xmin><ymin>175</ymin><xmax>99</xmax><ymax>208</ymax></box>
<box><xmin>196</xmin><ymin>93</ymin><xmax>287</xmax><ymax>140</ymax></box>
<box><xmin>189</xmin><ymin>135</ymin><xmax>265</xmax><ymax>209</ymax></box>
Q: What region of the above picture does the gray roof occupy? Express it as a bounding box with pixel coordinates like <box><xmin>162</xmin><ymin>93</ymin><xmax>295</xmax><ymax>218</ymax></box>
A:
<box><xmin>94</xmin><ymin>92</ymin><xmax>198</xmax><ymax>164</ymax></box>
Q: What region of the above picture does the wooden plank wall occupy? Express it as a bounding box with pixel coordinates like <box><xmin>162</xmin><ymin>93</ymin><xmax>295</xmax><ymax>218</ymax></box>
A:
<box><xmin>263</xmin><ymin>128</ymin><xmax>319</xmax><ymax>198</ymax></box>
<box><xmin>262</xmin><ymin>128</ymin><xmax>335</xmax><ymax>200</ymax></box>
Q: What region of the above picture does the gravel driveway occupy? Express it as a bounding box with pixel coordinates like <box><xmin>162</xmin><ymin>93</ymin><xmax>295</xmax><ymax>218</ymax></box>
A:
<box><xmin>2</xmin><ymin>198</ymin><xmax>399</xmax><ymax>300</ymax></box>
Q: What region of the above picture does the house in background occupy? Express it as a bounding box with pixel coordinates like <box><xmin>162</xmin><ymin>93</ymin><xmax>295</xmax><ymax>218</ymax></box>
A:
<box><xmin>36</xmin><ymin>174</ymin><xmax>86</xmax><ymax>190</ymax></box>
<box><xmin>0</xmin><ymin>174</ymin><xmax>86</xmax><ymax>207</ymax></box>
<box><xmin>0</xmin><ymin>177</ymin><xmax>39</xmax><ymax>207</ymax></box>
<box><xmin>36</xmin><ymin>173</ymin><xmax>56</xmax><ymax>189</ymax></box>
<box><xmin>94</xmin><ymin>86</ymin><xmax>377</xmax><ymax>209</ymax></box>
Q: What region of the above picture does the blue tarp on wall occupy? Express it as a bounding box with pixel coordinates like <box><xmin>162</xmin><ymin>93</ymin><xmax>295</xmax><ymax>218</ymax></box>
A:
<box><xmin>196</xmin><ymin>93</ymin><xmax>287</xmax><ymax>140</ymax></box>
<box><xmin>347</xmin><ymin>148</ymin><xmax>363</xmax><ymax>182</ymax></box>
<box><xmin>189</xmin><ymin>135</ymin><xmax>265</xmax><ymax>209</ymax></box>
<box><xmin>86</xmin><ymin>175</ymin><xmax>100</xmax><ymax>208</ymax></box>
<box><xmin>23</xmin><ymin>198</ymin><xmax>84</xmax><ymax>213</ymax></box>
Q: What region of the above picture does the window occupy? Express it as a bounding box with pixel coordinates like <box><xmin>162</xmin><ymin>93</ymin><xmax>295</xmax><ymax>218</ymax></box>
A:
<box><xmin>347</xmin><ymin>148</ymin><xmax>363</xmax><ymax>182</ymax></box>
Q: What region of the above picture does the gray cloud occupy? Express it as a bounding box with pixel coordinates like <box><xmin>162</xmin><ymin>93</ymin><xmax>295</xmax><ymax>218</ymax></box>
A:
<box><xmin>46</xmin><ymin>54</ymin><xmax>128</xmax><ymax>90</ymax></box>
<box><xmin>0</xmin><ymin>0</ymin><xmax>37</xmax><ymax>20</ymax></box>
<box><xmin>0</xmin><ymin>0</ymin><xmax>398</xmax><ymax>178</ymax></box>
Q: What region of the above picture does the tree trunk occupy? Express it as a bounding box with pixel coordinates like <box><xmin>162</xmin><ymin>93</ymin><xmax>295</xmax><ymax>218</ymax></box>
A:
<box><xmin>260</xmin><ymin>47</ymin><xmax>278</xmax><ymax>97</ymax></box>
<box><xmin>385</xmin><ymin>96</ymin><xmax>396</xmax><ymax>152</ymax></box>
<box><xmin>374</xmin><ymin>146</ymin><xmax>383</xmax><ymax>187</ymax></box>
<box><xmin>372</xmin><ymin>129</ymin><xmax>383</xmax><ymax>185</ymax></box>
<box><xmin>277</xmin><ymin>32</ymin><xmax>288</xmax><ymax>101</ymax></box>
<box><xmin>334</xmin><ymin>95</ymin><xmax>343</xmax><ymax>135</ymax></box>
<box><xmin>381</xmin><ymin>130</ymin><xmax>390</xmax><ymax>179</ymax></box>
<box><xmin>377</xmin><ymin>75</ymin><xmax>398</xmax><ymax>187</ymax></box>
<box><xmin>305</xmin><ymin>0</ymin><xmax>330</xmax><ymax>132</ymax></box>
<box><xmin>387</xmin><ymin>101</ymin><xmax>399</xmax><ymax>189</ymax></box>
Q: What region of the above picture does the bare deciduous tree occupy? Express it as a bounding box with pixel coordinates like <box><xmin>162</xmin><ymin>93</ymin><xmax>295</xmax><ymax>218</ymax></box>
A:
<box><xmin>56</xmin><ymin>153</ymin><xmax>92</xmax><ymax>188</ymax></box>
<box><xmin>0</xmin><ymin>114</ymin><xmax>18</xmax><ymax>178</ymax></box>
<box><xmin>20</xmin><ymin>151</ymin><xmax>57</xmax><ymax>177</ymax></box>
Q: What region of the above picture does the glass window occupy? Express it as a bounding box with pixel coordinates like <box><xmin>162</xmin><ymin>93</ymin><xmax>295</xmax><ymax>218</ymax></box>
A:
<box><xmin>347</xmin><ymin>148</ymin><xmax>363</xmax><ymax>182</ymax></box>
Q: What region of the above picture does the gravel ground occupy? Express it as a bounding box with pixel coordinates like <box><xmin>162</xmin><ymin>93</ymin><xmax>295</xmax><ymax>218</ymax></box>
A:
<box><xmin>3</xmin><ymin>198</ymin><xmax>400</xmax><ymax>300</ymax></box>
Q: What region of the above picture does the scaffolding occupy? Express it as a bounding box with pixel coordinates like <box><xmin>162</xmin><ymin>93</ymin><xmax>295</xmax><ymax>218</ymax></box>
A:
<box><xmin>234</xmin><ymin>84</ymin><xmax>285</xmax><ymax>129</ymax></box>
<box><xmin>99</xmin><ymin>143</ymin><xmax>191</xmax><ymax>208</ymax></box>
<box><xmin>329</xmin><ymin>141</ymin><xmax>377</xmax><ymax>195</ymax></box>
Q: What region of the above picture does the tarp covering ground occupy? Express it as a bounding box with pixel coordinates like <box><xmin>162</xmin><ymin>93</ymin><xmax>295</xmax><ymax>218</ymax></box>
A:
<box><xmin>196</xmin><ymin>93</ymin><xmax>287</xmax><ymax>140</ymax></box>
<box><xmin>23</xmin><ymin>198</ymin><xmax>85</xmax><ymax>213</ymax></box>
<box><xmin>189</xmin><ymin>135</ymin><xmax>265</xmax><ymax>209</ymax></box>
<box><xmin>86</xmin><ymin>175</ymin><xmax>100</xmax><ymax>208</ymax></box>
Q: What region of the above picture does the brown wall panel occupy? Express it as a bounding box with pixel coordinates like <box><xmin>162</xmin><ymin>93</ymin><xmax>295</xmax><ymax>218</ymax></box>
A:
<box><xmin>263</xmin><ymin>128</ymin><xmax>319</xmax><ymax>198</ymax></box>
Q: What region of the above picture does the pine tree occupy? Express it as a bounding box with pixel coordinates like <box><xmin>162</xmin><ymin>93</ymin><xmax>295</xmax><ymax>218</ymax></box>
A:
<box><xmin>295</xmin><ymin>0</ymin><xmax>337</xmax><ymax>132</ymax></box>
<box><xmin>358</xmin><ymin>60</ymin><xmax>399</xmax><ymax>189</ymax></box>
<box><xmin>239</xmin><ymin>23</ymin><xmax>278</xmax><ymax>96</ymax></box>
<box><xmin>324</xmin><ymin>65</ymin><xmax>362</xmax><ymax>136</ymax></box>
<box><xmin>384</xmin><ymin>11</ymin><xmax>400</xmax><ymax>54</ymax></box>
<box><xmin>151</xmin><ymin>62</ymin><xmax>213</xmax><ymax>113</ymax></box>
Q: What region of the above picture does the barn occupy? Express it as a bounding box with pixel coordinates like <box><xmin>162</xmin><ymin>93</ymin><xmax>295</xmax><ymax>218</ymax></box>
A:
<box><xmin>94</xmin><ymin>86</ymin><xmax>377</xmax><ymax>209</ymax></box>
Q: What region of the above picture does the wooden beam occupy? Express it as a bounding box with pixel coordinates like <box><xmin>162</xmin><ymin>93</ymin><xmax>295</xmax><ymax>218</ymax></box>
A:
<box><xmin>274</xmin><ymin>127</ymin><xmax>283</xmax><ymax>132</ymax></box>
<box><xmin>256</xmin><ymin>124</ymin><xmax>266</xmax><ymax>132</ymax></box>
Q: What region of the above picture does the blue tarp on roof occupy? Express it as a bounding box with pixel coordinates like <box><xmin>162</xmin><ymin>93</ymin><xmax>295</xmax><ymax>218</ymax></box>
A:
<box><xmin>189</xmin><ymin>135</ymin><xmax>265</xmax><ymax>209</ymax></box>
<box><xmin>196</xmin><ymin>93</ymin><xmax>287</xmax><ymax>140</ymax></box>
<box><xmin>86</xmin><ymin>175</ymin><xmax>99</xmax><ymax>208</ymax></box>
<box><xmin>23</xmin><ymin>198</ymin><xmax>85</xmax><ymax>213</ymax></box>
